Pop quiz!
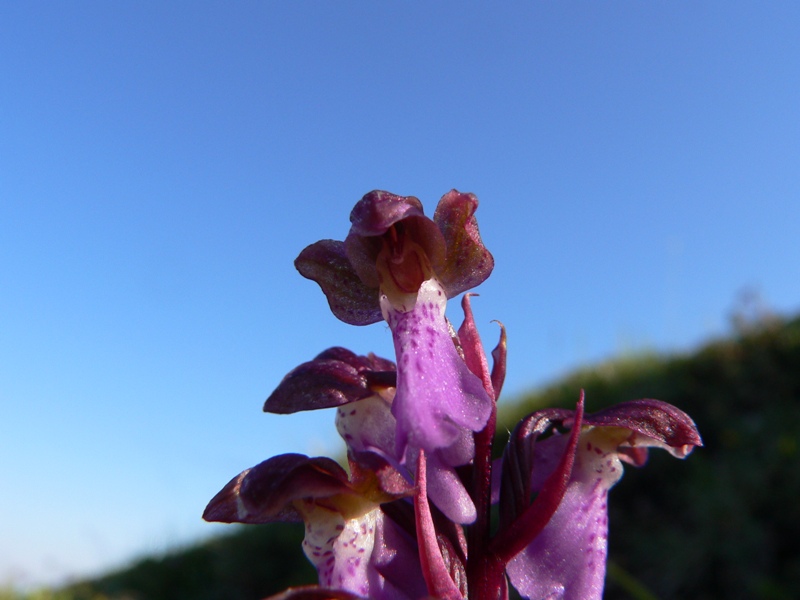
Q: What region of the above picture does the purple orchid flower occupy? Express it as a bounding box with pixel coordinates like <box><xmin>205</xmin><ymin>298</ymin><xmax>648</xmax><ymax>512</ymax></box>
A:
<box><xmin>497</xmin><ymin>398</ymin><xmax>703</xmax><ymax>600</ymax></box>
<box><xmin>204</xmin><ymin>453</ymin><xmax>426</xmax><ymax>600</ymax></box>
<box><xmin>295</xmin><ymin>190</ymin><xmax>496</xmax><ymax>524</ymax></box>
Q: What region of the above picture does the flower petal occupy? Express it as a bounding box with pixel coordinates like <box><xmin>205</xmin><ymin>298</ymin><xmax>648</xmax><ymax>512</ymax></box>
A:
<box><xmin>348</xmin><ymin>191</ymin><xmax>426</xmax><ymax>238</ymax></box>
<box><xmin>506</xmin><ymin>427</ymin><xmax>631</xmax><ymax>600</ymax></box>
<box><xmin>265</xmin><ymin>348</ymin><xmax>395</xmax><ymax>414</ymax></box>
<box><xmin>433</xmin><ymin>190</ymin><xmax>494</xmax><ymax>297</ymax></box>
<box><xmin>344</xmin><ymin>191</ymin><xmax>446</xmax><ymax>291</ymax></box>
<box><xmin>299</xmin><ymin>502</ymin><xmax>379</xmax><ymax>596</ymax></box>
<box><xmin>582</xmin><ymin>398</ymin><xmax>703</xmax><ymax>457</ymax></box>
<box><xmin>425</xmin><ymin>449</ymin><xmax>477</xmax><ymax>524</ymax></box>
<box><xmin>203</xmin><ymin>454</ymin><xmax>352</xmax><ymax>525</ymax></box>
<box><xmin>296</xmin><ymin>239</ymin><xmax>383</xmax><ymax>325</ymax></box>
<box><xmin>370</xmin><ymin>511</ymin><xmax>429</xmax><ymax>600</ymax></box>
<box><xmin>382</xmin><ymin>278</ymin><xmax>493</xmax><ymax>458</ymax></box>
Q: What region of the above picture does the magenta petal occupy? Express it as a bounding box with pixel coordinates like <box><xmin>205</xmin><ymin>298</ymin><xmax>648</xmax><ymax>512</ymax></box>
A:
<box><xmin>425</xmin><ymin>450</ymin><xmax>477</xmax><ymax>524</ymax></box>
<box><xmin>382</xmin><ymin>278</ymin><xmax>493</xmax><ymax>458</ymax></box>
<box><xmin>506</xmin><ymin>431</ymin><xmax>615</xmax><ymax>600</ymax></box>
<box><xmin>370</xmin><ymin>513</ymin><xmax>429</xmax><ymax>600</ymax></box>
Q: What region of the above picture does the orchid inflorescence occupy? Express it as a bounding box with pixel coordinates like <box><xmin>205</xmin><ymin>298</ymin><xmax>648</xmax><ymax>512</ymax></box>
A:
<box><xmin>204</xmin><ymin>190</ymin><xmax>702</xmax><ymax>600</ymax></box>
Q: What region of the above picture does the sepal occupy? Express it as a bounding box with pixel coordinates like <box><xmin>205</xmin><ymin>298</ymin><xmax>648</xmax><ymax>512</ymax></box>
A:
<box><xmin>295</xmin><ymin>240</ymin><xmax>383</xmax><ymax>325</ymax></box>
<box><xmin>433</xmin><ymin>190</ymin><xmax>494</xmax><ymax>298</ymax></box>
<box><xmin>265</xmin><ymin>348</ymin><xmax>396</xmax><ymax>414</ymax></box>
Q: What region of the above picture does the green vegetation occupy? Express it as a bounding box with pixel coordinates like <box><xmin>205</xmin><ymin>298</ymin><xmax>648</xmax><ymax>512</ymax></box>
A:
<box><xmin>500</xmin><ymin>314</ymin><xmax>800</xmax><ymax>600</ymax></box>
<box><xmin>16</xmin><ymin>314</ymin><xmax>800</xmax><ymax>599</ymax></box>
<box><xmin>54</xmin><ymin>523</ymin><xmax>315</xmax><ymax>600</ymax></box>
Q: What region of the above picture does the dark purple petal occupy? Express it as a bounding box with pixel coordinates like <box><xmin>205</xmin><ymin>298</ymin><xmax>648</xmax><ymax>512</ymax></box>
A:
<box><xmin>344</xmin><ymin>192</ymin><xmax>446</xmax><ymax>292</ymax></box>
<box><xmin>203</xmin><ymin>454</ymin><xmax>352</xmax><ymax>525</ymax></box>
<box><xmin>266</xmin><ymin>351</ymin><xmax>367</xmax><ymax>414</ymax></box>
<box><xmin>265</xmin><ymin>348</ymin><xmax>397</xmax><ymax>414</ymax></box>
<box><xmin>349</xmin><ymin>191</ymin><xmax>425</xmax><ymax>237</ymax></box>
<box><xmin>583</xmin><ymin>398</ymin><xmax>703</xmax><ymax>457</ymax></box>
<box><xmin>296</xmin><ymin>239</ymin><xmax>382</xmax><ymax>325</ymax></box>
<box><xmin>384</xmin><ymin>279</ymin><xmax>493</xmax><ymax>458</ymax></box>
<box><xmin>433</xmin><ymin>190</ymin><xmax>494</xmax><ymax>297</ymax></box>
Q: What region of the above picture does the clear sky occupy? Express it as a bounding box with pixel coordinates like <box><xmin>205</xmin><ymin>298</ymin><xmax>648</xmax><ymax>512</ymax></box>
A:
<box><xmin>2</xmin><ymin>1</ymin><xmax>799</xmax><ymax>589</ymax></box>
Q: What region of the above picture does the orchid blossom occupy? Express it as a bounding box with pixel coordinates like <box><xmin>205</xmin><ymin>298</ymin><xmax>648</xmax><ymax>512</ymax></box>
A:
<box><xmin>204</xmin><ymin>190</ymin><xmax>702</xmax><ymax>600</ymax></box>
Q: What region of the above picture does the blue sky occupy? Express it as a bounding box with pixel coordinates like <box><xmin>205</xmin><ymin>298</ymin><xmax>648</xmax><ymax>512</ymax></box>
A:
<box><xmin>2</xmin><ymin>1</ymin><xmax>799</xmax><ymax>588</ymax></box>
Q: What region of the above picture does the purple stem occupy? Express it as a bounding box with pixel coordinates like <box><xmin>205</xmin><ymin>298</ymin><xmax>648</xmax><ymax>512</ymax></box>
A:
<box><xmin>414</xmin><ymin>450</ymin><xmax>464</xmax><ymax>600</ymax></box>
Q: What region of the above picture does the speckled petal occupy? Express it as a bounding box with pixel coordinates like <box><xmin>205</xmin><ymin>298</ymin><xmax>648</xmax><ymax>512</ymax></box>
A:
<box><xmin>336</xmin><ymin>394</ymin><xmax>398</xmax><ymax>465</ymax></box>
<box><xmin>299</xmin><ymin>502</ymin><xmax>379</xmax><ymax>597</ymax></box>
<box><xmin>382</xmin><ymin>278</ymin><xmax>493</xmax><ymax>459</ymax></box>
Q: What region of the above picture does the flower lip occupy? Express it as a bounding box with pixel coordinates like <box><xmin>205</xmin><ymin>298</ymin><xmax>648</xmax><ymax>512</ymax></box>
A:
<box><xmin>385</xmin><ymin>278</ymin><xmax>493</xmax><ymax>458</ymax></box>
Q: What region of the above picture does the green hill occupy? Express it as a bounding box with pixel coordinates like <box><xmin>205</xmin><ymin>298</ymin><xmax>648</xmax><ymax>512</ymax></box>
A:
<box><xmin>34</xmin><ymin>314</ymin><xmax>800</xmax><ymax>600</ymax></box>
